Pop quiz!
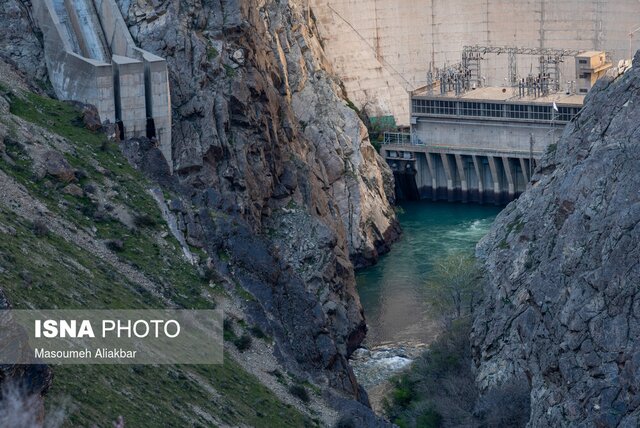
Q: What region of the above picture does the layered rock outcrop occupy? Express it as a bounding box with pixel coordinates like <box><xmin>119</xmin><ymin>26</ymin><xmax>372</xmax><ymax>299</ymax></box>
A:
<box><xmin>0</xmin><ymin>0</ymin><xmax>46</xmax><ymax>82</ymax></box>
<box><xmin>113</xmin><ymin>0</ymin><xmax>399</xmax><ymax>402</ymax></box>
<box><xmin>473</xmin><ymin>54</ymin><xmax>640</xmax><ymax>426</ymax></box>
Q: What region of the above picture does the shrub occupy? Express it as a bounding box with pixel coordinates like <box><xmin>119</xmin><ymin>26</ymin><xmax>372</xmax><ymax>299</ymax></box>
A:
<box><xmin>423</xmin><ymin>251</ymin><xmax>481</xmax><ymax>323</ymax></box>
<box><xmin>334</xmin><ymin>415</ymin><xmax>356</xmax><ymax>428</ymax></box>
<box><xmin>106</xmin><ymin>239</ymin><xmax>125</xmax><ymax>252</ymax></box>
<box><xmin>0</xmin><ymin>382</ymin><xmax>44</xmax><ymax>428</ymax></box>
<box><xmin>201</xmin><ymin>265</ymin><xmax>221</xmax><ymax>283</ymax></box>
<box><xmin>74</xmin><ymin>169</ymin><xmax>88</xmax><ymax>181</ymax></box>
<box><xmin>475</xmin><ymin>378</ymin><xmax>531</xmax><ymax>427</ymax></box>
<box><xmin>269</xmin><ymin>369</ymin><xmax>284</xmax><ymax>380</ymax></box>
<box><xmin>223</xmin><ymin>318</ymin><xmax>235</xmax><ymax>341</ymax></box>
<box><xmin>80</xmin><ymin>201</ymin><xmax>98</xmax><ymax>218</ymax></box>
<box><xmin>288</xmin><ymin>384</ymin><xmax>310</xmax><ymax>403</ymax></box>
<box><xmin>385</xmin><ymin>319</ymin><xmax>475</xmax><ymax>426</ymax></box>
<box><xmin>133</xmin><ymin>214</ymin><xmax>157</xmax><ymax>228</ymax></box>
<box><xmin>416</xmin><ymin>409</ymin><xmax>442</xmax><ymax>428</ymax></box>
<box><xmin>32</xmin><ymin>219</ymin><xmax>49</xmax><ymax>237</ymax></box>
<box><xmin>390</xmin><ymin>378</ymin><xmax>414</xmax><ymax>408</ymax></box>
<box><xmin>207</xmin><ymin>46</ymin><xmax>219</xmax><ymax>60</ymax></box>
<box><xmin>233</xmin><ymin>333</ymin><xmax>252</xmax><ymax>352</ymax></box>
<box><xmin>385</xmin><ymin>317</ymin><xmax>531</xmax><ymax>427</ymax></box>
<box><xmin>249</xmin><ymin>325</ymin><xmax>266</xmax><ymax>339</ymax></box>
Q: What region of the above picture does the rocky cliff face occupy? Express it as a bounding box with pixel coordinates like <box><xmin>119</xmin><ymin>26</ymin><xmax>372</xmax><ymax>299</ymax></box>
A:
<box><xmin>117</xmin><ymin>0</ymin><xmax>398</xmax><ymax>265</ymax></box>
<box><xmin>0</xmin><ymin>1</ymin><xmax>46</xmax><ymax>82</ymax></box>
<box><xmin>472</xmin><ymin>55</ymin><xmax>640</xmax><ymax>426</ymax></box>
<box><xmin>114</xmin><ymin>0</ymin><xmax>399</xmax><ymax>402</ymax></box>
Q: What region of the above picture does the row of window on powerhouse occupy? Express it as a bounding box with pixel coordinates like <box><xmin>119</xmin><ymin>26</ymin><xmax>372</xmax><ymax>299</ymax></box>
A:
<box><xmin>412</xmin><ymin>99</ymin><xmax>580</xmax><ymax>122</ymax></box>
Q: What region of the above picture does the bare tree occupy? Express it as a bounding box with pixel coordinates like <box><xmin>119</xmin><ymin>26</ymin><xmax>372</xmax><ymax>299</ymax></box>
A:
<box><xmin>424</xmin><ymin>252</ymin><xmax>481</xmax><ymax>324</ymax></box>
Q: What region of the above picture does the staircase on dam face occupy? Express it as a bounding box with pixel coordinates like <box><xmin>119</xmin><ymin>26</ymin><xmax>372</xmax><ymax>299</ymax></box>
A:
<box><xmin>33</xmin><ymin>0</ymin><xmax>173</xmax><ymax>173</ymax></box>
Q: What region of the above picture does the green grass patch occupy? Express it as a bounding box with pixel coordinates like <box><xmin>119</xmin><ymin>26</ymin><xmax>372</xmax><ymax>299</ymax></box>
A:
<box><xmin>0</xmin><ymin>207</ymin><xmax>155</xmax><ymax>310</ymax></box>
<box><xmin>217</xmin><ymin>248</ymin><xmax>230</xmax><ymax>262</ymax></box>
<box><xmin>224</xmin><ymin>64</ymin><xmax>236</xmax><ymax>78</ymax></box>
<box><xmin>51</xmin><ymin>358</ymin><xmax>316</xmax><ymax>428</ymax></box>
<box><xmin>345</xmin><ymin>98</ymin><xmax>360</xmax><ymax>114</ymax></box>
<box><xmin>234</xmin><ymin>281</ymin><xmax>256</xmax><ymax>302</ymax></box>
<box><xmin>207</xmin><ymin>46</ymin><xmax>219</xmax><ymax>60</ymax></box>
<box><xmin>9</xmin><ymin>92</ymin><xmax>104</xmax><ymax>146</ymax></box>
<box><xmin>498</xmin><ymin>239</ymin><xmax>510</xmax><ymax>249</ymax></box>
<box><xmin>506</xmin><ymin>215</ymin><xmax>525</xmax><ymax>235</ymax></box>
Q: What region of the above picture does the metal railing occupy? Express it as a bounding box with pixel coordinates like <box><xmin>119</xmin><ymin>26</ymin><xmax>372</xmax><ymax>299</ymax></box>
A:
<box><xmin>382</xmin><ymin>132</ymin><xmax>425</xmax><ymax>146</ymax></box>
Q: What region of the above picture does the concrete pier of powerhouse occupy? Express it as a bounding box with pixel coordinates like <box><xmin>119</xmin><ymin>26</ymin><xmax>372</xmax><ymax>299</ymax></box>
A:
<box><xmin>382</xmin><ymin>86</ymin><xmax>585</xmax><ymax>204</ymax></box>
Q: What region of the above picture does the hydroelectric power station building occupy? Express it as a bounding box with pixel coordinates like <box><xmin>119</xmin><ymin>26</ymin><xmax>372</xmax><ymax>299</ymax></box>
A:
<box><xmin>382</xmin><ymin>47</ymin><xmax>613</xmax><ymax>204</ymax></box>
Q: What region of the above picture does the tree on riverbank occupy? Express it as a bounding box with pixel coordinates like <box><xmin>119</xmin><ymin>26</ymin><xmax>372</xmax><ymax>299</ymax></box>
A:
<box><xmin>384</xmin><ymin>254</ymin><xmax>530</xmax><ymax>427</ymax></box>
<box><xmin>424</xmin><ymin>252</ymin><xmax>481</xmax><ymax>325</ymax></box>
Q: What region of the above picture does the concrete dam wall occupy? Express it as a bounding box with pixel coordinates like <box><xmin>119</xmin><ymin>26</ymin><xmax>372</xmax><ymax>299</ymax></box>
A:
<box><xmin>310</xmin><ymin>0</ymin><xmax>640</xmax><ymax>125</ymax></box>
<box><xmin>33</xmin><ymin>0</ymin><xmax>172</xmax><ymax>171</ymax></box>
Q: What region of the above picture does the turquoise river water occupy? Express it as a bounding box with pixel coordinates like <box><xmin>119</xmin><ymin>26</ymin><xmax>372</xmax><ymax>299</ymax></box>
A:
<box><xmin>356</xmin><ymin>202</ymin><xmax>503</xmax><ymax>347</ymax></box>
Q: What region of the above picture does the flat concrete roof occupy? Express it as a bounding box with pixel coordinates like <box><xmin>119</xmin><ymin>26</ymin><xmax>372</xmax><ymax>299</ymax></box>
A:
<box><xmin>577</xmin><ymin>51</ymin><xmax>605</xmax><ymax>57</ymax></box>
<box><xmin>413</xmin><ymin>86</ymin><xmax>585</xmax><ymax>106</ymax></box>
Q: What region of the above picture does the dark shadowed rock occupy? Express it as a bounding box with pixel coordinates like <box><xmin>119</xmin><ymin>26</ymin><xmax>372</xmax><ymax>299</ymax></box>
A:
<box><xmin>81</xmin><ymin>104</ymin><xmax>102</xmax><ymax>131</ymax></box>
<box><xmin>63</xmin><ymin>184</ymin><xmax>83</xmax><ymax>197</ymax></box>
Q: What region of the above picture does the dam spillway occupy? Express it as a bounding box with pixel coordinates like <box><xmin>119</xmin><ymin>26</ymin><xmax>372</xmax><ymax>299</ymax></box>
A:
<box><xmin>384</xmin><ymin>143</ymin><xmax>537</xmax><ymax>205</ymax></box>
<box><xmin>33</xmin><ymin>0</ymin><xmax>172</xmax><ymax>172</ymax></box>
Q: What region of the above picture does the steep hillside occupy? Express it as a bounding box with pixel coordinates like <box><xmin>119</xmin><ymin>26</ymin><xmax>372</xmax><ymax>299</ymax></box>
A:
<box><xmin>473</xmin><ymin>55</ymin><xmax>640</xmax><ymax>426</ymax></box>
<box><xmin>0</xmin><ymin>0</ymin><xmax>401</xmax><ymax>425</ymax></box>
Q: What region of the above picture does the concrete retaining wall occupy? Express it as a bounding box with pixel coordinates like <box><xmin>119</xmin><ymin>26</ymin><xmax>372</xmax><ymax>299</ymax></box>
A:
<box><xmin>112</xmin><ymin>55</ymin><xmax>146</xmax><ymax>137</ymax></box>
<box><xmin>141</xmin><ymin>54</ymin><xmax>172</xmax><ymax>165</ymax></box>
<box><xmin>34</xmin><ymin>0</ymin><xmax>172</xmax><ymax>172</ymax></box>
